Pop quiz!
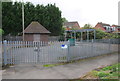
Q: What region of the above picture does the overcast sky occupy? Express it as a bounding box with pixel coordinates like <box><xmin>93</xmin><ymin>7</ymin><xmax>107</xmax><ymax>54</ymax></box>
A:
<box><xmin>13</xmin><ymin>0</ymin><xmax>119</xmax><ymax>27</ymax></box>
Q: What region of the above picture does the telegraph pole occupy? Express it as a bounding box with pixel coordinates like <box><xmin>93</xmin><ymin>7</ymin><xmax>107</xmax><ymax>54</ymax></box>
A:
<box><xmin>22</xmin><ymin>0</ymin><xmax>24</xmax><ymax>41</ymax></box>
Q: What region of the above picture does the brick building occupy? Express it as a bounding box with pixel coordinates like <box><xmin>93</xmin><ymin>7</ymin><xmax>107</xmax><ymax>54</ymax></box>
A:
<box><xmin>24</xmin><ymin>21</ymin><xmax>51</xmax><ymax>41</ymax></box>
<box><xmin>94</xmin><ymin>22</ymin><xmax>112</xmax><ymax>32</ymax></box>
<box><xmin>112</xmin><ymin>25</ymin><xmax>120</xmax><ymax>34</ymax></box>
<box><xmin>94</xmin><ymin>22</ymin><xmax>120</xmax><ymax>33</ymax></box>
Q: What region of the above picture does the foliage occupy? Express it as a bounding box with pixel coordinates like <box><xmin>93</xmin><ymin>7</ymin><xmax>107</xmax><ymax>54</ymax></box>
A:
<box><xmin>94</xmin><ymin>63</ymin><xmax>120</xmax><ymax>79</ymax></box>
<box><xmin>96</xmin><ymin>29</ymin><xmax>120</xmax><ymax>39</ymax></box>
<box><xmin>62</xmin><ymin>17</ymin><xmax>68</xmax><ymax>23</ymax></box>
<box><xmin>109</xmin><ymin>33</ymin><xmax>120</xmax><ymax>39</ymax></box>
<box><xmin>0</xmin><ymin>28</ymin><xmax>4</xmax><ymax>35</ymax></box>
<box><xmin>79</xmin><ymin>63</ymin><xmax>119</xmax><ymax>80</ymax></box>
<box><xmin>95</xmin><ymin>29</ymin><xmax>107</xmax><ymax>39</ymax></box>
<box><xmin>81</xmin><ymin>24</ymin><xmax>120</xmax><ymax>39</ymax></box>
<box><xmin>83</xmin><ymin>24</ymin><xmax>93</xmax><ymax>29</ymax></box>
<box><xmin>2</xmin><ymin>2</ymin><xmax>63</xmax><ymax>36</ymax></box>
<box><xmin>80</xmin><ymin>24</ymin><xmax>95</xmax><ymax>40</ymax></box>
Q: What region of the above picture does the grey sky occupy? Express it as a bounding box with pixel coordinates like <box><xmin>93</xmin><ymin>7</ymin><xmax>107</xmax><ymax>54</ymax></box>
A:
<box><xmin>13</xmin><ymin>0</ymin><xmax>119</xmax><ymax>27</ymax></box>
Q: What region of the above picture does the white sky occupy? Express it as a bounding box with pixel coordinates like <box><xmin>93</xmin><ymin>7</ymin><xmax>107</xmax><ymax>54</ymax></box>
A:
<box><xmin>13</xmin><ymin>0</ymin><xmax>120</xmax><ymax>27</ymax></box>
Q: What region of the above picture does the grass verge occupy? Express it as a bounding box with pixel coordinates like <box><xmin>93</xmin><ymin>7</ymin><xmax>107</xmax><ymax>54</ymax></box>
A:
<box><xmin>79</xmin><ymin>63</ymin><xmax>120</xmax><ymax>79</ymax></box>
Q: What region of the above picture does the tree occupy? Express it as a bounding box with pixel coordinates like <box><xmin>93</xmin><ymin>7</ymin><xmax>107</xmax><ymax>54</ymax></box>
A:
<box><xmin>2</xmin><ymin>2</ymin><xmax>13</xmax><ymax>35</ymax></box>
<box><xmin>0</xmin><ymin>28</ymin><xmax>4</xmax><ymax>35</ymax></box>
<box><xmin>95</xmin><ymin>29</ymin><xmax>107</xmax><ymax>39</ymax></box>
<box><xmin>95</xmin><ymin>29</ymin><xmax>120</xmax><ymax>39</ymax></box>
<box><xmin>43</xmin><ymin>4</ymin><xmax>62</xmax><ymax>36</ymax></box>
<box><xmin>83</xmin><ymin>24</ymin><xmax>92</xmax><ymax>29</ymax></box>
<box><xmin>62</xmin><ymin>17</ymin><xmax>68</xmax><ymax>23</ymax></box>
<box><xmin>2</xmin><ymin>2</ymin><xmax>63</xmax><ymax>36</ymax></box>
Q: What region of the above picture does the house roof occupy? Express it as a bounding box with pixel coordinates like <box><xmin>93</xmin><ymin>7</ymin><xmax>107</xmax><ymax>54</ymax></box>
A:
<box><xmin>24</xmin><ymin>21</ymin><xmax>51</xmax><ymax>34</ymax></box>
<box><xmin>63</xmin><ymin>21</ymin><xmax>80</xmax><ymax>27</ymax></box>
<box><xmin>112</xmin><ymin>25</ymin><xmax>120</xmax><ymax>27</ymax></box>
<box><xmin>63</xmin><ymin>21</ymin><xmax>80</xmax><ymax>30</ymax></box>
<box><xmin>98</xmin><ymin>22</ymin><xmax>110</xmax><ymax>26</ymax></box>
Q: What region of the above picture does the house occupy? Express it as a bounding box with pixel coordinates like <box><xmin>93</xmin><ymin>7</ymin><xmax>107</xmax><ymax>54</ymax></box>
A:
<box><xmin>63</xmin><ymin>21</ymin><xmax>80</xmax><ymax>30</ymax></box>
<box><xmin>112</xmin><ymin>25</ymin><xmax>120</xmax><ymax>35</ymax></box>
<box><xmin>94</xmin><ymin>22</ymin><xmax>120</xmax><ymax>34</ymax></box>
<box><xmin>94</xmin><ymin>22</ymin><xmax>112</xmax><ymax>33</ymax></box>
<box><xmin>24</xmin><ymin>21</ymin><xmax>51</xmax><ymax>41</ymax></box>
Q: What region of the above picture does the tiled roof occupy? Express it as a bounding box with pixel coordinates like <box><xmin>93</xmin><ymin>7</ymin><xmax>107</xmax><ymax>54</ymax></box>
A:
<box><xmin>112</xmin><ymin>25</ymin><xmax>120</xmax><ymax>27</ymax></box>
<box><xmin>98</xmin><ymin>22</ymin><xmax>110</xmax><ymax>26</ymax></box>
<box><xmin>63</xmin><ymin>21</ymin><xmax>80</xmax><ymax>27</ymax></box>
<box><xmin>24</xmin><ymin>21</ymin><xmax>51</xmax><ymax>34</ymax></box>
<box><xmin>63</xmin><ymin>21</ymin><xmax>80</xmax><ymax>30</ymax></box>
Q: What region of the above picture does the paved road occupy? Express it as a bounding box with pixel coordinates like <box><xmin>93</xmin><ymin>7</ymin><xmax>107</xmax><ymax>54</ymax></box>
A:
<box><xmin>2</xmin><ymin>53</ymin><xmax>118</xmax><ymax>79</ymax></box>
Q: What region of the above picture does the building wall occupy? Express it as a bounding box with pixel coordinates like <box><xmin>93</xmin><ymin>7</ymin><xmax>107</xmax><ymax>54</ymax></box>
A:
<box><xmin>40</xmin><ymin>34</ymin><xmax>49</xmax><ymax>41</ymax></box>
<box><xmin>24</xmin><ymin>34</ymin><xmax>34</xmax><ymax>41</ymax></box>
<box><xmin>24</xmin><ymin>33</ymin><xmax>49</xmax><ymax>41</ymax></box>
<box><xmin>72</xmin><ymin>23</ymin><xmax>80</xmax><ymax>30</ymax></box>
<box><xmin>94</xmin><ymin>23</ymin><xmax>106</xmax><ymax>31</ymax></box>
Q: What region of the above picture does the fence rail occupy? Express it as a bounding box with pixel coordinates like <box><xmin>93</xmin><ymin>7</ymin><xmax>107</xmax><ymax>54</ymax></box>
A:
<box><xmin>2</xmin><ymin>39</ymin><xmax>119</xmax><ymax>65</ymax></box>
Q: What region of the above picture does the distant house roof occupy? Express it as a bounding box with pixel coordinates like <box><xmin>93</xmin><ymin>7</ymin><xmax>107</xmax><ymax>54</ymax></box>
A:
<box><xmin>97</xmin><ymin>22</ymin><xmax>110</xmax><ymax>26</ymax></box>
<box><xmin>24</xmin><ymin>21</ymin><xmax>51</xmax><ymax>34</ymax></box>
<box><xmin>112</xmin><ymin>25</ymin><xmax>120</xmax><ymax>27</ymax></box>
<box><xmin>63</xmin><ymin>21</ymin><xmax>80</xmax><ymax>30</ymax></box>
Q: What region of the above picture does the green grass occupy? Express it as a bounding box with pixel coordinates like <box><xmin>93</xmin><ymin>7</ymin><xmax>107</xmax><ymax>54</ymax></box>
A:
<box><xmin>96</xmin><ymin>63</ymin><xmax>120</xmax><ymax>79</ymax></box>
<box><xmin>85</xmin><ymin>63</ymin><xmax>120</xmax><ymax>79</ymax></box>
<box><xmin>43</xmin><ymin>63</ymin><xmax>65</xmax><ymax>67</ymax></box>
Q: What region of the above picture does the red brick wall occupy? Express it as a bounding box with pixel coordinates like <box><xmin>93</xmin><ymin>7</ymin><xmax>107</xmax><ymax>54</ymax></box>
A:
<box><xmin>40</xmin><ymin>34</ymin><xmax>49</xmax><ymax>41</ymax></box>
<box><xmin>94</xmin><ymin>23</ymin><xmax>106</xmax><ymax>31</ymax></box>
<box><xmin>24</xmin><ymin>34</ymin><xmax>49</xmax><ymax>41</ymax></box>
<box><xmin>24</xmin><ymin>34</ymin><xmax>34</xmax><ymax>41</ymax></box>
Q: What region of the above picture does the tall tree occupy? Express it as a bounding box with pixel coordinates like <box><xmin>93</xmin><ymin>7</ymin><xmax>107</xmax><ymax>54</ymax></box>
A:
<box><xmin>2</xmin><ymin>2</ymin><xmax>13</xmax><ymax>35</ymax></box>
<box><xmin>2</xmin><ymin>2</ymin><xmax>63</xmax><ymax>36</ymax></box>
<box><xmin>62</xmin><ymin>17</ymin><xmax>68</xmax><ymax>23</ymax></box>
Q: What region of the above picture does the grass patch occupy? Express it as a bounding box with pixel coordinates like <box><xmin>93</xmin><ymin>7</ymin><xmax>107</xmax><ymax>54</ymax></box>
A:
<box><xmin>80</xmin><ymin>63</ymin><xmax>120</xmax><ymax>79</ymax></box>
<box><xmin>43</xmin><ymin>63</ymin><xmax>65</xmax><ymax>67</ymax></box>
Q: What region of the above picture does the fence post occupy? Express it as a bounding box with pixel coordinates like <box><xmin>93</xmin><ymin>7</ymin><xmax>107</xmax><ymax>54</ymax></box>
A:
<box><xmin>109</xmin><ymin>39</ymin><xmax>111</xmax><ymax>53</ymax></box>
<box><xmin>3</xmin><ymin>40</ymin><xmax>7</xmax><ymax>65</ymax></box>
<box><xmin>91</xmin><ymin>39</ymin><xmax>94</xmax><ymax>56</ymax></box>
<box><xmin>67</xmin><ymin>40</ymin><xmax>70</xmax><ymax>62</ymax></box>
<box><xmin>37</xmin><ymin>42</ymin><xmax>40</xmax><ymax>63</ymax></box>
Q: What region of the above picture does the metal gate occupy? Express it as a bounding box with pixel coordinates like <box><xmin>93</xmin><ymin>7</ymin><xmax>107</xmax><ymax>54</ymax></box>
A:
<box><xmin>2</xmin><ymin>41</ymin><xmax>68</xmax><ymax>65</ymax></box>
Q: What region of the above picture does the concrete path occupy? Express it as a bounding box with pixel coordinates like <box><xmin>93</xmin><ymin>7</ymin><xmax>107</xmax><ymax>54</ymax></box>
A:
<box><xmin>2</xmin><ymin>53</ymin><xmax>118</xmax><ymax>79</ymax></box>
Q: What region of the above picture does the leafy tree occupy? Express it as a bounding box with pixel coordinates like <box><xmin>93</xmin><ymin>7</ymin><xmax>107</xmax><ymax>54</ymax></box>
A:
<box><xmin>83</xmin><ymin>24</ymin><xmax>92</xmax><ymax>29</ymax></box>
<box><xmin>2</xmin><ymin>2</ymin><xmax>13</xmax><ymax>35</ymax></box>
<box><xmin>44</xmin><ymin>4</ymin><xmax>62</xmax><ymax>36</ymax></box>
<box><xmin>95</xmin><ymin>29</ymin><xmax>120</xmax><ymax>39</ymax></box>
<box><xmin>95</xmin><ymin>29</ymin><xmax>107</xmax><ymax>39</ymax></box>
<box><xmin>62</xmin><ymin>17</ymin><xmax>68</xmax><ymax>23</ymax></box>
<box><xmin>0</xmin><ymin>28</ymin><xmax>4</xmax><ymax>35</ymax></box>
<box><xmin>2</xmin><ymin>2</ymin><xmax>63</xmax><ymax>36</ymax></box>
